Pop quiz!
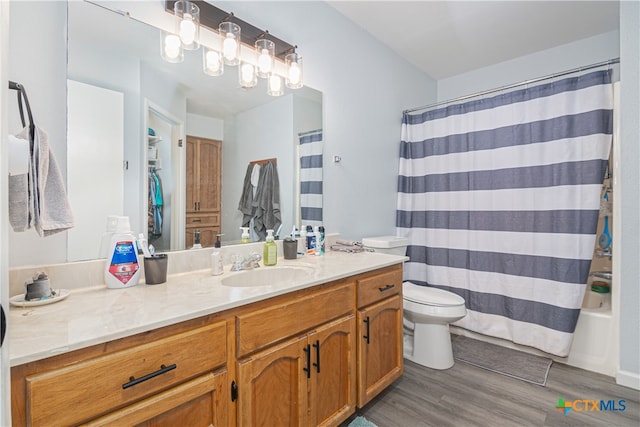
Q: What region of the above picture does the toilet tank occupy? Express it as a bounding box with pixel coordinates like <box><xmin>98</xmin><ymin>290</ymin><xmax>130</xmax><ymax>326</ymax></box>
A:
<box><xmin>362</xmin><ymin>236</ymin><xmax>408</xmax><ymax>256</ymax></box>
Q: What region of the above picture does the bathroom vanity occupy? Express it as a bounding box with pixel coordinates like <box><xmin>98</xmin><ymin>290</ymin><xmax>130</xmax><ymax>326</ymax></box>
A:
<box><xmin>8</xmin><ymin>251</ymin><xmax>405</xmax><ymax>426</ymax></box>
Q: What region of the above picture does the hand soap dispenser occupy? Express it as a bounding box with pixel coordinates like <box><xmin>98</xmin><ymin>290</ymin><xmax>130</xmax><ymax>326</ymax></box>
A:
<box><xmin>211</xmin><ymin>234</ymin><xmax>224</xmax><ymax>276</ymax></box>
<box><xmin>263</xmin><ymin>229</ymin><xmax>277</xmax><ymax>266</ymax></box>
<box><xmin>240</xmin><ymin>227</ymin><xmax>250</xmax><ymax>243</ymax></box>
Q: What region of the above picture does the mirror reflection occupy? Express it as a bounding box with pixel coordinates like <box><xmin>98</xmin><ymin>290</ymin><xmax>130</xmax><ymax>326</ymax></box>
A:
<box><xmin>9</xmin><ymin>1</ymin><xmax>322</xmax><ymax>267</ymax></box>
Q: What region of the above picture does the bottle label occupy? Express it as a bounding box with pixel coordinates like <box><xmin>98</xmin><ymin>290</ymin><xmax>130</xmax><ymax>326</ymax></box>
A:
<box><xmin>108</xmin><ymin>241</ymin><xmax>140</xmax><ymax>284</ymax></box>
<box><xmin>306</xmin><ymin>235</ymin><xmax>316</xmax><ymax>255</ymax></box>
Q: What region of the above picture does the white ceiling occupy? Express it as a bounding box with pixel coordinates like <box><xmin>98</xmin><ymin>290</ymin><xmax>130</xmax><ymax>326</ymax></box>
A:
<box><xmin>328</xmin><ymin>1</ymin><xmax>620</xmax><ymax>80</ymax></box>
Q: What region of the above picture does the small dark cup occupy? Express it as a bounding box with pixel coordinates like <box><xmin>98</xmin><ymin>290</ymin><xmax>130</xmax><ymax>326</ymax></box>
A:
<box><xmin>283</xmin><ymin>238</ymin><xmax>298</xmax><ymax>260</ymax></box>
<box><xmin>144</xmin><ymin>254</ymin><xmax>168</xmax><ymax>285</ymax></box>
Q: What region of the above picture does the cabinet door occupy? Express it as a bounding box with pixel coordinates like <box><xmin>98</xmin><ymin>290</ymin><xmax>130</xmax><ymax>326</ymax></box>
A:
<box><xmin>186</xmin><ymin>137</ymin><xmax>198</xmax><ymax>213</ymax></box>
<box><xmin>237</xmin><ymin>335</ymin><xmax>309</xmax><ymax>426</ymax></box>
<box><xmin>309</xmin><ymin>315</ymin><xmax>356</xmax><ymax>427</ymax></box>
<box><xmin>357</xmin><ymin>295</ymin><xmax>403</xmax><ymax>407</ymax></box>
<box><xmin>197</xmin><ymin>138</ymin><xmax>221</xmax><ymax>213</ymax></box>
<box><xmin>83</xmin><ymin>370</ymin><xmax>228</xmax><ymax>427</ymax></box>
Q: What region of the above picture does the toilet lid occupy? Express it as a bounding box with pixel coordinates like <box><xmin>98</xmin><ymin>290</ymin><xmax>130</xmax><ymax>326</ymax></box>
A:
<box><xmin>403</xmin><ymin>282</ymin><xmax>465</xmax><ymax>306</ymax></box>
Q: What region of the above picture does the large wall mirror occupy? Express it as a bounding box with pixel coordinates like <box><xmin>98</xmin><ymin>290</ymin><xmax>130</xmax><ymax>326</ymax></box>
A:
<box><xmin>9</xmin><ymin>1</ymin><xmax>322</xmax><ymax>267</ymax></box>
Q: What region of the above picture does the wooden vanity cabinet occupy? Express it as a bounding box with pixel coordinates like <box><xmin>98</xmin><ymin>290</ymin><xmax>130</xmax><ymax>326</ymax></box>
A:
<box><xmin>355</xmin><ymin>264</ymin><xmax>404</xmax><ymax>407</ymax></box>
<box><xmin>11</xmin><ymin>317</ymin><xmax>229</xmax><ymax>427</ymax></box>
<box><xmin>235</xmin><ymin>281</ymin><xmax>357</xmax><ymax>427</ymax></box>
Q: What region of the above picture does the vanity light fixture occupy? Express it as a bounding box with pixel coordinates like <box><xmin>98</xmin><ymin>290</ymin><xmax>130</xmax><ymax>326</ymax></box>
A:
<box><xmin>267</xmin><ymin>74</ymin><xmax>284</xmax><ymax>96</ymax></box>
<box><xmin>203</xmin><ymin>47</ymin><xmax>223</xmax><ymax>76</ymax></box>
<box><xmin>255</xmin><ymin>37</ymin><xmax>275</xmax><ymax>78</ymax></box>
<box><xmin>219</xmin><ymin>21</ymin><xmax>241</xmax><ymax>66</ymax></box>
<box><xmin>163</xmin><ymin>1</ymin><xmax>303</xmax><ymax>96</ymax></box>
<box><xmin>174</xmin><ymin>0</ymin><xmax>200</xmax><ymax>50</ymax></box>
<box><xmin>285</xmin><ymin>51</ymin><xmax>303</xmax><ymax>89</ymax></box>
<box><xmin>239</xmin><ymin>62</ymin><xmax>258</xmax><ymax>88</ymax></box>
<box><xmin>160</xmin><ymin>31</ymin><xmax>184</xmax><ymax>63</ymax></box>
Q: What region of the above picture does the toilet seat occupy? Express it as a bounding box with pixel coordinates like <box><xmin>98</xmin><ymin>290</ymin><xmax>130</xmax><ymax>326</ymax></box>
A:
<box><xmin>403</xmin><ymin>281</ymin><xmax>465</xmax><ymax>307</ymax></box>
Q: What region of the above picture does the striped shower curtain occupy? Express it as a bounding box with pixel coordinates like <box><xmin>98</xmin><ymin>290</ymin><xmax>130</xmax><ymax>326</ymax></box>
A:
<box><xmin>299</xmin><ymin>129</ymin><xmax>323</xmax><ymax>227</ymax></box>
<box><xmin>397</xmin><ymin>70</ymin><xmax>613</xmax><ymax>356</ymax></box>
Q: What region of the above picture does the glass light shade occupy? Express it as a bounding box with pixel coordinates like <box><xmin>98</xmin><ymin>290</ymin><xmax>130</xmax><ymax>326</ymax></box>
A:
<box><xmin>219</xmin><ymin>21</ymin><xmax>241</xmax><ymax>66</ymax></box>
<box><xmin>203</xmin><ymin>47</ymin><xmax>224</xmax><ymax>76</ymax></box>
<box><xmin>160</xmin><ymin>31</ymin><xmax>184</xmax><ymax>63</ymax></box>
<box><xmin>285</xmin><ymin>53</ymin><xmax>303</xmax><ymax>89</ymax></box>
<box><xmin>239</xmin><ymin>62</ymin><xmax>257</xmax><ymax>88</ymax></box>
<box><xmin>255</xmin><ymin>39</ymin><xmax>275</xmax><ymax>78</ymax></box>
<box><xmin>268</xmin><ymin>74</ymin><xmax>284</xmax><ymax>96</ymax></box>
<box><xmin>174</xmin><ymin>0</ymin><xmax>200</xmax><ymax>50</ymax></box>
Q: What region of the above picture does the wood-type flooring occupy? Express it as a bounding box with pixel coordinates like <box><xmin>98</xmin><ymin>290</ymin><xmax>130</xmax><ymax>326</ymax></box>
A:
<box><xmin>343</xmin><ymin>358</ymin><xmax>639</xmax><ymax>427</ymax></box>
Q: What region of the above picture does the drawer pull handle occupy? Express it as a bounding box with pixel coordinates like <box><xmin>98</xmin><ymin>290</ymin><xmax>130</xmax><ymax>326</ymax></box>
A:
<box><xmin>363</xmin><ymin>317</ymin><xmax>370</xmax><ymax>344</ymax></box>
<box><xmin>122</xmin><ymin>363</ymin><xmax>176</xmax><ymax>389</ymax></box>
<box><xmin>303</xmin><ymin>344</ymin><xmax>311</xmax><ymax>378</ymax></box>
<box><xmin>312</xmin><ymin>340</ymin><xmax>320</xmax><ymax>373</ymax></box>
<box><xmin>379</xmin><ymin>284</ymin><xmax>395</xmax><ymax>292</ymax></box>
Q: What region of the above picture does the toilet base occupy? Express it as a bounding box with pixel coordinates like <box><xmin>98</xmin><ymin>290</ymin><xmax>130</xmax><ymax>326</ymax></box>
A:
<box><xmin>403</xmin><ymin>322</ymin><xmax>455</xmax><ymax>370</ymax></box>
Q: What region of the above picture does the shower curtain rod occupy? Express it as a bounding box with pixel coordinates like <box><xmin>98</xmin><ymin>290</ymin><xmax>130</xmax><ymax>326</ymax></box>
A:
<box><xmin>403</xmin><ymin>57</ymin><xmax>620</xmax><ymax>115</ymax></box>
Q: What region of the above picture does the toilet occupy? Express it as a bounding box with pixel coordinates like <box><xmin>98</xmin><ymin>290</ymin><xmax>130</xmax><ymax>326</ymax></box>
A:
<box><xmin>362</xmin><ymin>236</ymin><xmax>467</xmax><ymax>370</ymax></box>
<box><xmin>403</xmin><ymin>281</ymin><xmax>466</xmax><ymax>369</ymax></box>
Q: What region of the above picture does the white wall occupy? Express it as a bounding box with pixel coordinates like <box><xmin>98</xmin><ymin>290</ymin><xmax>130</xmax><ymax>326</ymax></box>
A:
<box><xmin>618</xmin><ymin>0</ymin><xmax>640</xmax><ymax>390</ymax></box>
<box><xmin>215</xmin><ymin>1</ymin><xmax>437</xmax><ymax>241</ymax></box>
<box><xmin>1</xmin><ymin>1</ymin><xmax>10</xmax><ymax>423</ymax></box>
<box><xmin>438</xmin><ymin>30</ymin><xmax>619</xmax><ymax>100</ymax></box>
<box><xmin>187</xmin><ymin>113</ymin><xmax>224</xmax><ymax>140</ymax></box>
<box><xmin>7</xmin><ymin>1</ymin><xmax>67</xmax><ymax>266</ymax></box>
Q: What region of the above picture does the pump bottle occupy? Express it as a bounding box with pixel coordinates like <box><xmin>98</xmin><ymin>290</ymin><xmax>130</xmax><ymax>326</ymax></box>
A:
<box><xmin>211</xmin><ymin>234</ymin><xmax>224</xmax><ymax>275</ymax></box>
<box><xmin>263</xmin><ymin>229</ymin><xmax>277</xmax><ymax>266</ymax></box>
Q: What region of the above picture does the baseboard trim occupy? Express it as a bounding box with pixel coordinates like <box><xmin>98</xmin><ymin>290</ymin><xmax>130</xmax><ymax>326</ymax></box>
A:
<box><xmin>616</xmin><ymin>369</ymin><xmax>640</xmax><ymax>390</ymax></box>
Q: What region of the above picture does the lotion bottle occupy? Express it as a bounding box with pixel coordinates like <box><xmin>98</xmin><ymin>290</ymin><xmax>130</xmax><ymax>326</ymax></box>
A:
<box><xmin>263</xmin><ymin>229</ymin><xmax>277</xmax><ymax>266</ymax></box>
<box><xmin>211</xmin><ymin>234</ymin><xmax>224</xmax><ymax>275</ymax></box>
<box><xmin>105</xmin><ymin>216</ymin><xmax>141</xmax><ymax>289</ymax></box>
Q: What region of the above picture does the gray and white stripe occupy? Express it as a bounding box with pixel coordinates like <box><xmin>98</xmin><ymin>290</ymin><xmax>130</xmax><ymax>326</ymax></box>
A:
<box><xmin>397</xmin><ymin>70</ymin><xmax>613</xmax><ymax>357</ymax></box>
<box><xmin>299</xmin><ymin>129</ymin><xmax>323</xmax><ymax>226</ymax></box>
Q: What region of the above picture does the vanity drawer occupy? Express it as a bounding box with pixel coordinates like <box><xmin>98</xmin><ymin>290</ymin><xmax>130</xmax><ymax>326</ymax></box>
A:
<box><xmin>186</xmin><ymin>213</ymin><xmax>220</xmax><ymax>227</ymax></box>
<box><xmin>236</xmin><ymin>281</ymin><xmax>354</xmax><ymax>357</ymax></box>
<box><xmin>25</xmin><ymin>321</ymin><xmax>227</xmax><ymax>427</ymax></box>
<box><xmin>357</xmin><ymin>265</ymin><xmax>403</xmax><ymax>308</ymax></box>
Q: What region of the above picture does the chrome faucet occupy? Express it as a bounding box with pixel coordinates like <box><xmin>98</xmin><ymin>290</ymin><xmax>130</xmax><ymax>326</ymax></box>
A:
<box><xmin>231</xmin><ymin>253</ymin><xmax>262</xmax><ymax>271</ymax></box>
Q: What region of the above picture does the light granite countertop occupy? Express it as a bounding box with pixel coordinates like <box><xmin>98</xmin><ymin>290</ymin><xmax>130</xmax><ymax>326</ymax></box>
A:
<box><xmin>8</xmin><ymin>250</ymin><xmax>407</xmax><ymax>366</ymax></box>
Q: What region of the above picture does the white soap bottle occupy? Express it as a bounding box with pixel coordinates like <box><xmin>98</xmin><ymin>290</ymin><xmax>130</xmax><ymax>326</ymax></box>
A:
<box><xmin>211</xmin><ymin>234</ymin><xmax>224</xmax><ymax>276</ymax></box>
<box><xmin>104</xmin><ymin>216</ymin><xmax>141</xmax><ymax>289</ymax></box>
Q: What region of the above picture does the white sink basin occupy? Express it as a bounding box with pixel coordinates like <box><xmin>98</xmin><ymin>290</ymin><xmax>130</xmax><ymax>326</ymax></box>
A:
<box><xmin>221</xmin><ymin>266</ymin><xmax>314</xmax><ymax>287</ymax></box>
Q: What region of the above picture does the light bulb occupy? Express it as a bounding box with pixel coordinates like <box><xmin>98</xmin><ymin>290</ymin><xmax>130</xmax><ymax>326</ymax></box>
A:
<box><xmin>179</xmin><ymin>14</ymin><xmax>196</xmax><ymax>45</ymax></box>
<box><xmin>241</xmin><ymin>63</ymin><xmax>256</xmax><ymax>86</ymax></box>
<box><xmin>268</xmin><ymin>74</ymin><xmax>283</xmax><ymax>96</ymax></box>
<box><xmin>164</xmin><ymin>34</ymin><xmax>181</xmax><ymax>60</ymax></box>
<box><xmin>258</xmin><ymin>48</ymin><xmax>272</xmax><ymax>75</ymax></box>
<box><xmin>205</xmin><ymin>51</ymin><xmax>221</xmax><ymax>73</ymax></box>
<box><xmin>288</xmin><ymin>62</ymin><xmax>301</xmax><ymax>85</ymax></box>
<box><xmin>223</xmin><ymin>34</ymin><xmax>238</xmax><ymax>62</ymax></box>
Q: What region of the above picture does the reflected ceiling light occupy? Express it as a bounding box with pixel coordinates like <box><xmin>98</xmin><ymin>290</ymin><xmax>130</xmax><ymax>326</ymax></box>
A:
<box><xmin>220</xmin><ymin>21</ymin><xmax>241</xmax><ymax>66</ymax></box>
<box><xmin>268</xmin><ymin>74</ymin><xmax>283</xmax><ymax>97</ymax></box>
<box><xmin>255</xmin><ymin>38</ymin><xmax>275</xmax><ymax>78</ymax></box>
<box><xmin>203</xmin><ymin>47</ymin><xmax>223</xmax><ymax>76</ymax></box>
<box><xmin>239</xmin><ymin>63</ymin><xmax>257</xmax><ymax>88</ymax></box>
<box><xmin>285</xmin><ymin>52</ymin><xmax>303</xmax><ymax>89</ymax></box>
<box><xmin>161</xmin><ymin>31</ymin><xmax>184</xmax><ymax>63</ymax></box>
<box><xmin>174</xmin><ymin>0</ymin><xmax>200</xmax><ymax>50</ymax></box>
